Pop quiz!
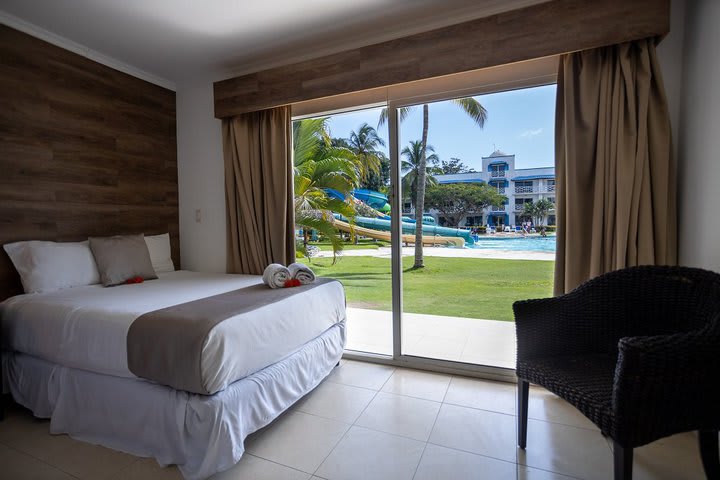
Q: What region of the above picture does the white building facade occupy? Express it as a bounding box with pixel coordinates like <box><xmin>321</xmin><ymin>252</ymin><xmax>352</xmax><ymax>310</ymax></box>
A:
<box><xmin>405</xmin><ymin>150</ymin><xmax>556</xmax><ymax>228</ymax></box>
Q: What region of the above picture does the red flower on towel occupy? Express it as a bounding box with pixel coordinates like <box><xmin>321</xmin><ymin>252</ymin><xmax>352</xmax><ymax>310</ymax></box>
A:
<box><xmin>125</xmin><ymin>276</ymin><xmax>144</xmax><ymax>284</ymax></box>
<box><xmin>283</xmin><ymin>278</ymin><xmax>302</xmax><ymax>288</ymax></box>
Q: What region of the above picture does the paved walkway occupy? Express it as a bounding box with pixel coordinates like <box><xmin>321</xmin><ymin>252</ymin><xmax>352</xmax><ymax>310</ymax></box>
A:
<box><xmin>346</xmin><ymin>307</ymin><xmax>516</xmax><ymax>369</ymax></box>
<box><xmin>317</xmin><ymin>245</ymin><xmax>554</xmax><ymax>261</ymax></box>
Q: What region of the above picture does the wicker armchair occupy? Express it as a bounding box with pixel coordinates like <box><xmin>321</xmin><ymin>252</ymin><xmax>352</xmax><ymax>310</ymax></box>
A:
<box><xmin>514</xmin><ymin>266</ymin><xmax>720</xmax><ymax>480</ymax></box>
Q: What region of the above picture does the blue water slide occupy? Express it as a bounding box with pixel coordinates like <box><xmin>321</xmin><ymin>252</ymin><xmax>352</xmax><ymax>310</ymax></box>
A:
<box><xmin>335</xmin><ymin>214</ymin><xmax>474</xmax><ymax>246</ymax></box>
<box><xmin>326</xmin><ymin>188</ymin><xmax>437</xmax><ymax>226</ymax></box>
<box><xmin>351</xmin><ymin>189</ymin><xmax>389</xmax><ymax>210</ymax></box>
<box><xmin>401</xmin><ymin>215</ymin><xmax>437</xmax><ymax>225</ymax></box>
<box><xmin>325</xmin><ymin>188</ymin><xmax>346</xmax><ymax>201</ymax></box>
<box><xmin>327</xmin><ymin>188</ymin><xmax>392</xmax><ymax>211</ymax></box>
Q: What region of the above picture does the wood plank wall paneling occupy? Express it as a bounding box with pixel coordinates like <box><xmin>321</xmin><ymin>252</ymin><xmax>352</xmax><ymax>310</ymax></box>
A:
<box><xmin>0</xmin><ymin>25</ymin><xmax>178</xmax><ymax>300</ymax></box>
<box><xmin>213</xmin><ymin>0</ymin><xmax>670</xmax><ymax>118</ymax></box>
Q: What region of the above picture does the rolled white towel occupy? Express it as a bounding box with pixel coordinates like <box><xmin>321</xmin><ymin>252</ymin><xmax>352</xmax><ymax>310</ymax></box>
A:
<box><xmin>262</xmin><ymin>263</ymin><xmax>291</xmax><ymax>289</ymax></box>
<box><xmin>288</xmin><ymin>262</ymin><xmax>316</xmax><ymax>285</ymax></box>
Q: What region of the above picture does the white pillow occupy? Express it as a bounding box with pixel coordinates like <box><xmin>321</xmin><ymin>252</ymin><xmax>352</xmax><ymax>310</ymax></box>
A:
<box><xmin>3</xmin><ymin>240</ymin><xmax>101</xmax><ymax>294</ymax></box>
<box><xmin>144</xmin><ymin>233</ymin><xmax>175</xmax><ymax>273</ymax></box>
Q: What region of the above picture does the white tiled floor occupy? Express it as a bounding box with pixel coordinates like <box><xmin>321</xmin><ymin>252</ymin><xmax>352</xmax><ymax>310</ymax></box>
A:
<box><xmin>0</xmin><ymin>359</ymin><xmax>708</xmax><ymax>480</ymax></box>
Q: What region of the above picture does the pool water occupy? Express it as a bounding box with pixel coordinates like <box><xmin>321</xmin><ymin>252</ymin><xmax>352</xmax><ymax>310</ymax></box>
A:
<box><xmin>470</xmin><ymin>235</ymin><xmax>556</xmax><ymax>252</ymax></box>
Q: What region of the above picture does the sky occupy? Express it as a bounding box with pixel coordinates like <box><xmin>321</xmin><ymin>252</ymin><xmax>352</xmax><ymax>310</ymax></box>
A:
<box><xmin>319</xmin><ymin>83</ymin><xmax>556</xmax><ymax>171</ymax></box>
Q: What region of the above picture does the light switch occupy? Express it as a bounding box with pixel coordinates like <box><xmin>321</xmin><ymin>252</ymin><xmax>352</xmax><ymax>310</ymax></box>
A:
<box><xmin>195</xmin><ymin>209</ymin><xmax>201</xmax><ymax>223</ymax></box>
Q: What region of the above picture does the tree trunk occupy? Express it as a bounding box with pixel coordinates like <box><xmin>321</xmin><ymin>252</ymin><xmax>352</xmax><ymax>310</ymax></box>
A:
<box><xmin>414</xmin><ymin>104</ymin><xmax>429</xmax><ymax>268</ymax></box>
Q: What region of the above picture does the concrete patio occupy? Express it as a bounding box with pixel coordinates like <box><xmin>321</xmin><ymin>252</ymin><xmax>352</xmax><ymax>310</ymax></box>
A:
<box><xmin>345</xmin><ymin>307</ymin><xmax>516</xmax><ymax>369</ymax></box>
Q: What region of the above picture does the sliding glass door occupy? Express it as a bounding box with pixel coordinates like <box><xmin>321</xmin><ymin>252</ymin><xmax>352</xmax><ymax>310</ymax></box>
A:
<box><xmin>292</xmin><ymin>83</ymin><xmax>556</xmax><ymax>375</ymax></box>
<box><xmin>387</xmin><ymin>85</ymin><xmax>556</xmax><ymax>371</ymax></box>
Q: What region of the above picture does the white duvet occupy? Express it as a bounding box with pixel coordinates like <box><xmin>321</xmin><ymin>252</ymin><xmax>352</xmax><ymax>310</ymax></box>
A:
<box><xmin>0</xmin><ymin>270</ymin><xmax>346</xmax><ymax>394</ymax></box>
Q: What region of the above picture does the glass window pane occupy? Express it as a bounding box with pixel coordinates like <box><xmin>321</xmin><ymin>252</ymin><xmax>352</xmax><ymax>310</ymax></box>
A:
<box><xmin>292</xmin><ymin>106</ymin><xmax>392</xmax><ymax>356</ymax></box>
<box><xmin>396</xmin><ymin>84</ymin><xmax>557</xmax><ymax>368</ymax></box>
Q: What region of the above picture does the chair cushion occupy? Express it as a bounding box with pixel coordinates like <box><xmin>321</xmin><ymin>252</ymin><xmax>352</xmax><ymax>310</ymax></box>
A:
<box><xmin>517</xmin><ymin>353</ymin><xmax>617</xmax><ymax>434</ymax></box>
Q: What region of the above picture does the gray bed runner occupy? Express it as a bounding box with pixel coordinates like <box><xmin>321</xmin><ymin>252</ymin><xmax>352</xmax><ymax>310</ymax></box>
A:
<box><xmin>127</xmin><ymin>277</ymin><xmax>338</xmax><ymax>395</ymax></box>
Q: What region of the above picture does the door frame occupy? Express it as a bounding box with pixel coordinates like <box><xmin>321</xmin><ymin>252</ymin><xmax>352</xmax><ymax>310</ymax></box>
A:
<box><xmin>298</xmin><ymin>80</ymin><xmax>556</xmax><ymax>383</ymax></box>
<box><xmin>378</xmin><ymin>85</ymin><xmax>555</xmax><ymax>382</ymax></box>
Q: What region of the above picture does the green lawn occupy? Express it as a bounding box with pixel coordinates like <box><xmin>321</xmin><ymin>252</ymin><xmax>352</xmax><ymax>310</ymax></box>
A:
<box><xmin>309</xmin><ymin>256</ymin><xmax>554</xmax><ymax>321</ymax></box>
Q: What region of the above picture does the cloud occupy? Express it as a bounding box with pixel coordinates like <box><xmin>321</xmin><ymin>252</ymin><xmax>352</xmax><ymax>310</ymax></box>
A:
<box><xmin>520</xmin><ymin>128</ymin><xmax>544</xmax><ymax>138</ymax></box>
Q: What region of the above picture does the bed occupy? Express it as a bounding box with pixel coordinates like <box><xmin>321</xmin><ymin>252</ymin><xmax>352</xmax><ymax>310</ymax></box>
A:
<box><xmin>0</xmin><ymin>269</ymin><xmax>347</xmax><ymax>479</ymax></box>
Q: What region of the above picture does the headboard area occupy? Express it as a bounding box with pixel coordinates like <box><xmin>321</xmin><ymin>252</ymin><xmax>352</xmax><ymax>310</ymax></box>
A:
<box><xmin>0</xmin><ymin>25</ymin><xmax>179</xmax><ymax>301</ymax></box>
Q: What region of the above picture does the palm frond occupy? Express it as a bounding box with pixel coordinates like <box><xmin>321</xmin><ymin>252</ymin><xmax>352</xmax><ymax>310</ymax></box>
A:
<box><xmin>377</xmin><ymin>108</ymin><xmax>388</xmax><ymax>129</ymax></box>
<box><xmin>295</xmin><ymin>213</ymin><xmax>345</xmax><ymax>263</ymax></box>
<box><xmin>398</xmin><ymin>107</ymin><xmax>411</xmax><ymax>124</ymax></box>
<box><xmin>293</xmin><ymin>175</ymin><xmax>313</xmax><ymax>196</ymax></box>
<box><xmin>377</xmin><ymin>106</ymin><xmax>413</xmax><ymax>128</ymax></box>
<box><xmin>293</xmin><ymin>117</ymin><xmax>327</xmax><ymax>166</ymax></box>
<box><xmin>314</xmin><ymin>157</ymin><xmax>360</xmax><ymax>184</ymax></box>
<box><xmin>322</xmin><ymin>198</ymin><xmax>356</xmax><ymax>218</ymax></box>
<box><xmin>451</xmin><ymin>97</ymin><xmax>488</xmax><ymax>128</ymax></box>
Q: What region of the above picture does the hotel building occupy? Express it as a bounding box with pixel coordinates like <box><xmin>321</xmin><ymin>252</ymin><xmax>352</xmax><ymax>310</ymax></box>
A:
<box><xmin>404</xmin><ymin>150</ymin><xmax>556</xmax><ymax>228</ymax></box>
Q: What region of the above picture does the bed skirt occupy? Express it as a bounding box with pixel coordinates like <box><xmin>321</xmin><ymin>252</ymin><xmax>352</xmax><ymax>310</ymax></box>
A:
<box><xmin>4</xmin><ymin>321</ymin><xmax>346</xmax><ymax>480</ymax></box>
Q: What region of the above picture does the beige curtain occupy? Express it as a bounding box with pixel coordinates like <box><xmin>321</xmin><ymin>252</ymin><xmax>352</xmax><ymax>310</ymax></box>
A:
<box><xmin>223</xmin><ymin>106</ymin><xmax>295</xmax><ymax>274</ymax></box>
<box><xmin>554</xmin><ymin>38</ymin><xmax>676</xmax><ymax>295</ymax></box>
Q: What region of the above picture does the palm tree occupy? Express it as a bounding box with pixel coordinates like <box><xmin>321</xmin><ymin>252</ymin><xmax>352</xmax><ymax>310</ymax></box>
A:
<box><xmin>521</xmin><ymin>198</ymin><xmax>554</xmax><ymax>235</ymax></box>
<box><xmin>346</xmin><ymin>123</ymin><xmax>385</xmax><ymax>182</ymax></box>
<box><xmin>401</xmin><ymin>140</ymin><xmax>439</xmax><ymax>209</ymax></box>
<box><xmin>379</xmin><ymin>98</ymin><xmax>487</xmax><ymax>268</ymax></box>
<box><xmin>293</xmin><ymin>118</ymin><xmax>361</xmax><ymax>259</ymax></box>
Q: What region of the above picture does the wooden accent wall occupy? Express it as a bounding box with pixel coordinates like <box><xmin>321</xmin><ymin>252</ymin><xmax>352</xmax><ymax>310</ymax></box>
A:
<box><xmin>214</xmin><ymin>0</ymin><xmax>670</xmax><ymax>118</ymax></box>
<box><xmin>0</xmin><ymin>25</ymin><xmax>178</xmax><ymax>300</ymax></box>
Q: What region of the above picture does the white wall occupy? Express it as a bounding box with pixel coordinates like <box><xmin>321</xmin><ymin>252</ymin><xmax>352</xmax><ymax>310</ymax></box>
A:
<box><xmin>676</xmin><ymin>0</ymin><xmax>720</xmax><ymax>271</ymax></box>
<box><xmin>656</xmin><ymin>0</ymin><xmax>685</xmax><ymax>159</ymax></box>
<box><xmin>176</xmin><ymin>77</ymin><xmax>227</xmax><ymax>272</ymax></box>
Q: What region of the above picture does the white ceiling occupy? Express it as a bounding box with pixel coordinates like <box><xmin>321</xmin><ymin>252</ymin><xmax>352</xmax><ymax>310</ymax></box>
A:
<box><xmin>0</xmin><ymin>0</ymin><xmax>547</xmax><ymax>88</ymax></box>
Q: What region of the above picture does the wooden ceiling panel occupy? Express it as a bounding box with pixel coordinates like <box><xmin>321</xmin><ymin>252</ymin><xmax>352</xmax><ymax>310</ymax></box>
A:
<box><xmin>214</xmin><ymin>0</ymin><xmax>669</xmax><ymax>118</ymax></box>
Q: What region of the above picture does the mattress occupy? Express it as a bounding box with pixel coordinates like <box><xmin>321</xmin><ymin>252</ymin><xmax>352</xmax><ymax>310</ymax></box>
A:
<box><xmin>0</xmin><ymin>270</ymin><xmax>346</xmax><ymax>394</ymax></box>
<box><xmin>4</xmin><ymin>321</ymin><xmax>346</xmax><ymax>480</ymax></box>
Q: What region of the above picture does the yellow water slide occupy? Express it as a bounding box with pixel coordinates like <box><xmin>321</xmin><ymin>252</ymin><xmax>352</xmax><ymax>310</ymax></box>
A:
<box><xmin>333</xmin><ymin>219</ymin><xmax>465</xmax><ymax>248</ymax></box>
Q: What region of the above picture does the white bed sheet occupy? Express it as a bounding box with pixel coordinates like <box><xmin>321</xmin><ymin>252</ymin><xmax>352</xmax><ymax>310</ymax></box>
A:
<box><xmin>0</xmin><ymin>270</ymin><xmax>346</xmax><ymax>394</ymax></box>
<box><xmin>4</xmin><ymin>322</ymin><xmax>346</xmax><ymax>480</ymax></box>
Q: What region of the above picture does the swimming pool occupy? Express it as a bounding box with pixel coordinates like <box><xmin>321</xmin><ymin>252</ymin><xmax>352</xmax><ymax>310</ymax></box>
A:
<box><xmin>470</xmin><ymin>235</ymin><xmax>556</xmax><ymax>252</ymax></box>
